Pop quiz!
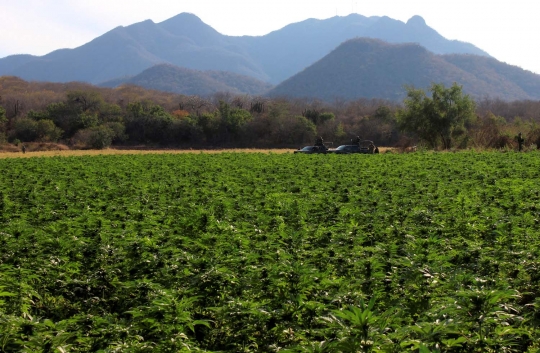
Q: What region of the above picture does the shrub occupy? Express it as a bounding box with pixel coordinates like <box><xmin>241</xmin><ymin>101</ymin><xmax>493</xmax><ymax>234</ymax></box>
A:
<box><xmin>73</xmin><ymin>126</ymin><xmax>115</xmax><ymax>149</ymax></box>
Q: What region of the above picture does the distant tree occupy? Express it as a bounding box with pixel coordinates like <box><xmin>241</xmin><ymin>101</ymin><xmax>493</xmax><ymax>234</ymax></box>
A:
<box><xmin>66</xmin><ymin>90</ymin><xmax>104</xmax><ymax>112</ymax></box>
<box><xmin>0</xmin><ymin>106</ymin><xmax>8</xmax><ymax>143</ymax></box>
<box><xmin>0</xmin><ymin>106</ymin><xmax>6</xmax><ymax>128</ymax></box>
<box><xmin>26</xmin><ymin>109</ymin><xmax>51</xmax><ymax>121</ymax></box>
<box><xmin>77</xmin><ymin>112</ymin><xmax>100</xmax><ymax>129</ymax></box>
<box><xmin>469</xmin><ymin>112</ymin><xmax>508</xmax><ymax>148</ymax></box>
<box><xmin>74</xmin><ymin>126</ymin><xmax>115</xmax><ymax>149</ymax></box>
<box><xmin>373</xmin><ymin>105</ymin><xmax>394</xmax><ymax>123</ymax></box>
<box><xmin>103</xmin><ymin>122</ymin><xmax>128</xmax><ymax>143</ymax></box>
<box><xmin>196</xmin><ymin>113</ymin><xmax>220</xmax><ymax>143</ymax></box>
<box><xmin>125</xmin><ymin>102</ymin><xmax>173</xmax><ymax>143</ymax></box>
<box><xmin>396</xmin><ymin>83</ymin><xmax>476</xmax><ymax>149</ymax></box>
<box><xmin>12</xmin><ymin>118</ymin><xmax>38</xmax><ymax>142</ymax></box>
<box><xmin>180</xmin><ymin>96</ymin><xmax>211</xmax><ymax>116</ymax></box>
<box><xmin>99</xmin><ymin>103</ymin><xmax>123</xmax><ymax>123</ymax></box>
<box><xmin>168</xmin><ymin>116</ymin><xmax>202</xmax><ymax>144</ymax></box>
<box><xmin>46</xmin><ymin>102</ymin><xmax>80</xmax><ymax>136</ymax></box>
<box><xmin>272</xmin><ymin>115</ymin><xmax>316</xmax><ymax>145</ymax></box>
<box><xmin>36</xmin><ymin>119</ymin><xmax>63</xmax><ymax>142</ymax></box>
<box><xmin>218</xmin><ymin>101</ymin><xmax>252</xmax><ymax>142</ymax></box>
<box><xmin>318</xmin><ymin>112</ymin><xmax>336</xmax><ymax>125</ymax></box>
<box><xmin>11</xmin><ymin>118</ymin><xmax>62</xmax><ymax>142</ymax></box>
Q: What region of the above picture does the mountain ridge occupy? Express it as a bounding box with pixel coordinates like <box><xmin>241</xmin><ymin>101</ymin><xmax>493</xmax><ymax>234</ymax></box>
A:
<box><xmin>267</xmin><ymin>38</ymin><xmax>540</xmax><ymax>101</ymax></box>
<box><xmin>0</xmin><ymin>12</ymin><xmax>489</xmax><ymax>85</ymax></box>
<box><xmin>99</xmin><ymin>64</ymin><xmax>273</xmax><ymax>96</ymax></box>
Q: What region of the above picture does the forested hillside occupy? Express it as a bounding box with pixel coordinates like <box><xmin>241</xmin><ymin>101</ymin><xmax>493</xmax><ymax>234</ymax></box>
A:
<box><xmin>269</xmin><ymin>38</ymin><xmax>540</xmax><ymax>101</ymax></box>
<box><xmin>2</xmin><ymin>76</ymin><xmax>540</xmax><ymax>151</ymax></box>
<box><xmin>99</xmin><ymin>64</ymin><xmax>273</xmax><ymax>96</ymax></box>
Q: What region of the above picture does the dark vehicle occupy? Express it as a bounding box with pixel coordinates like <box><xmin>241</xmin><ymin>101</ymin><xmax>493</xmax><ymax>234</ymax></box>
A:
<box><xmin>328</xmin><ymin>145</ymin><xmax>361</xmax><ymax>154</ymax></box>
<box><xmin>294</xmin><ymin>146</ymin><xmax>328</xmax><ymax>154</ymax></box>
<box><xmin>329</xmin><ymin>140</ymin><xmax>379</xmax><ymax>154</ymax></box>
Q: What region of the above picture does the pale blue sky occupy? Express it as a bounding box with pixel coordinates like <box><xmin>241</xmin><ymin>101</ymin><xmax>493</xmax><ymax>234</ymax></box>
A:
<box><xmin>1</xmin><ymin>0</ymin><xmax>539</xmax><ymax>75</ymax></box>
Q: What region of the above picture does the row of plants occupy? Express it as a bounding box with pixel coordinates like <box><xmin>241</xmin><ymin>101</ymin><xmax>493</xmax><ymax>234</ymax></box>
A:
<box><xmin>1</xmin><ymin>151</ymin><xmax>540</xmax><ymax>351</ymax></box>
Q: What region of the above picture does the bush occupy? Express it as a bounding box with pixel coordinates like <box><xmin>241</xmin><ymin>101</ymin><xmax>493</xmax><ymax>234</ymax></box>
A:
<box><xmin>12</xmin><ymin>118</ymin><xmax>38</xmax><ymax>142</ymax></box>
<box><xmin>36</xmin><ymin>119</ymin><xmax>63</xmax><ymax>142</ymax></box>
<box><xmin>73</xmin><ymin>126</ymin><xmax>115</xmax><ymax>149</ymax></box>
<box><xmin>103</xmin><ymin>122</ymin><xmax>128</xmax><ymax>143</ymax></box>
<box><xmin>11</xmin><ymin>118</ymin><xmax>63</xmax><ymax>142</ymax></box>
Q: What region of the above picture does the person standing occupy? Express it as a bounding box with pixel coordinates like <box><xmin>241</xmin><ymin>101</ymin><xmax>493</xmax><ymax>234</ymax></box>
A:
<box><xmin>516</xmin><ymin>132</ymin><xmax>525</xmax><ymax>151</ymax></box>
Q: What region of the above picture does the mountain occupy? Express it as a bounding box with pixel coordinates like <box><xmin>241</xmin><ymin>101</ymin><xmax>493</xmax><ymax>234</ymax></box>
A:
<box><xmin>0</xmin><ymin>13</ymin><xmax>489</xmax><ymax>85</ymax></box>
<box><xmin>239</xmin><ymin>14</ymin><xmax>489</xmax><ymax>84</ymax></box>
<box><xmin>99</xmin><ymin>64</ymin><xmax>273</xmax><ymax>96</ymax></box>
<box><xmin>268</xmin><ymin>38</ymin><xmax>540</xmax><ymax>101</ymax></box>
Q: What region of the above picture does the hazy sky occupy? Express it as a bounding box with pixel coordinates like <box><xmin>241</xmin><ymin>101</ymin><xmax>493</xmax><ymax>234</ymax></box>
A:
<box><xmin>1</xmin><ymin>0</ymin><xmax>539</xmax><ymax>75</ymax></box>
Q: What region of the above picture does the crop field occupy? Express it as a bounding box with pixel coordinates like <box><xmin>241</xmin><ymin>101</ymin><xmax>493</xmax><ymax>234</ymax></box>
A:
<box><xmin>1</xmin><ymin>152</ymin><xmax>540</xmax><ymax>352</ymax></box>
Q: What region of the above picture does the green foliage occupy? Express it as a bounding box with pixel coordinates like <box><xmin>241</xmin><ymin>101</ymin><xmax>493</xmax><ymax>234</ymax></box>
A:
<box><xmin>0</xmin><ymin>106</ymin><xmax>6</xmax><ymax>125</ymax></box>
<box><xmin>36</xmin><ymin>119</ymin><xmax>63</xmax><ymax>142</ymax></box>
<box><xmin>374</xmin><ymin>106</ymin><xmax>393</xmax><ymax>123</ymax></box>
<box><xmin>74</xmin><ymin>125</ymin><xmax>115</xmax><ymax>149</ymax></box>
<box><xmin>66</xmin><ymin>90</ymin><xmax>104</xmax><ymax>112</ymax></box>
<box><xmin>291</xmin><ymin>116</ymin><xmax>317</xmax><ymax>143</ymax></box>
<box><xmin>196</xmin><ymin>113</ymin><xmax>220</xmax><ymax>143</ymax></box>
<box><xmin>218</xmin><ymin>101</ymin><xmax>252</xmax><ymax>141</ymax></box>
<box><xmin>2</xmin><ymin>152</ymin><xmax>540</xmax><ymax>351</ymax></box>
<box><xmin>26</xmin><ymin>109</ymin><xmax>50</xmax><ymax>121</ymax></box>
<box><xmin>45</xmin><ymin>102</ymin><xmax>80</xmax><ymax>137</ymax></box>
<box><xmin>99</xmin><ymin>103</ymin><xmax>123</xmax><ymax>123</ymax></box>
<box><xmin>77</xmin><ymin>112</ymin><xmax>99</xmax><ymax>129</ymax></box>
<box><xmin>397</xmin><ymin>83</ymin><xmax>476</xmax><ymax>149</ymax></box>
<box><xmin>103</xmin><ymin>122</ymin><xmax>128</xmax><ymax>143</ymax></box>
<box><xmin>0</xmin><ymin>107</ymin><xmax>6</xmax><ymax>143</ymax></box>
<box><xmin>169</xmin><ymin>116</ymin><xmax>202</xmax><ymax>144</ymax></box>
<box><xmin>12</xmin><ymin>118</ymin><xmax>38</xmax><ymax>142</ymax></box>
<box><xmin>11</xmin><ymin>118</ymin><xmax>63</xmax><ymax>142</ymax></box>
<box><xmin>125</xmin><ymin>102</ymin><xmax>173</xmax><ymax>143</ymax></box>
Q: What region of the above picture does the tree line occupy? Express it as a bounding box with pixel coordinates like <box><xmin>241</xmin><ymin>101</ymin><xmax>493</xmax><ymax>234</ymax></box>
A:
<box><xmin>1</xmin><ymin>76</ymin><xmax>540</xmax><ymax>150</ymax></box>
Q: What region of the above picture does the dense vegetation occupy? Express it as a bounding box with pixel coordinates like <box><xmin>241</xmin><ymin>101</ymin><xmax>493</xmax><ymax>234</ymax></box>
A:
<box><xmin>1</xmin><ymin>152</ymin><xmax>540</xmax><ymax>351</ymax></box>
<box><xmin>2</xmin><ymin>76</ymin><xmax>540</xmax><ymax>151</ymax></box>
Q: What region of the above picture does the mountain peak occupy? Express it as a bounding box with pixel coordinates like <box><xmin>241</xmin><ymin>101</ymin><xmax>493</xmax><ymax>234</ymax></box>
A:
<box><xmin>161</xmin><ymin>12</ymin><xmax>203</xmax><ymax>25</ymax></box>
<box><xmin>159</xmin><ymin>12</ymin><xmax>211</xmax><ymax>33</ymax></box>
<box><xmin>407</xmin><ymin>15</ymin><xmax>426</xmax><ymax>26</ymax></box>
<box><xmin>158</xmin><ymin>12</ymin><xmax>221</xmax><ymax>44</ymax></box>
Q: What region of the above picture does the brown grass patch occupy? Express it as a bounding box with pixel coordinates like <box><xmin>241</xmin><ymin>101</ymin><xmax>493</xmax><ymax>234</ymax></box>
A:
<box><xmin>0</xmin><ymin>148</ymin><xmax>295</xmax><ymax>159</ymax></box>
<box><xmin>0</xmin><ymin>145</ymin><xmax>397</xmax><ymax>159</ymax></box>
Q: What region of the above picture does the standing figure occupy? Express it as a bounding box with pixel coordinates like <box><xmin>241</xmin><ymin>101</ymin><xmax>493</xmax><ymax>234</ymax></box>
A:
<box><xmin>516</xmin><ymin>132</ymin><xmax>525</xmax><ymax>151</ymax></box>
<box><xmin>21</xmin><ymin>144</ymin><xmax>26</xmax><ymax>154</ymax></box>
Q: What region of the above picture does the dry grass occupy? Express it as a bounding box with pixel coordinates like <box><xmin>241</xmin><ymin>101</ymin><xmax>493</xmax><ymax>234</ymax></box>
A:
<box><xmin>0</xmin><ymin>144</ymin><xmax>397</xmax><ymax>159</ymax></box>
<box><xmin>0</xmin><ymin>148</ymin><xmax>297</xmax><ymax>159</ymax></box>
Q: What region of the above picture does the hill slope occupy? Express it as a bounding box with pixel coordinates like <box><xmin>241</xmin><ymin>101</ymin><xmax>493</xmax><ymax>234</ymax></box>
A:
<box><xmin>268</xmin><ymin>38</ymin><xmax>540</xmax><ymax>101</ymax></box>
<box><xmin>99</xmin><ymin>64</ymin><xmax>273</xmax><ymax>96</ymax></box>
<box><xmin>0</xmin><ymin>13</ymin><xmax>489</xmax><ymax>85</ymax></box>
